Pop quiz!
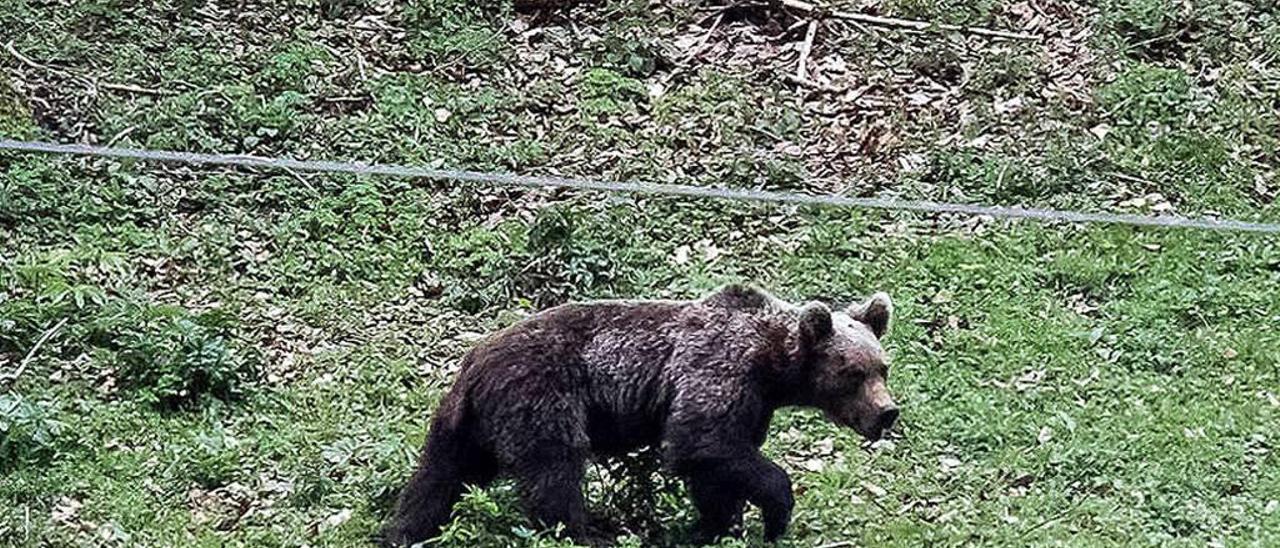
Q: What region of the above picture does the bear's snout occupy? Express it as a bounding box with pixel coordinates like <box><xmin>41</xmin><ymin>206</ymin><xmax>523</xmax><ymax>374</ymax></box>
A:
<box><xmin>871</xmin><ymin>406</ymin><xmax>899</xmax><ymax>438</ymax></box>
<box><xmin>847</xmin><ymin>378</ymin><xmax>898</xmax><ymax>440</ymax></box>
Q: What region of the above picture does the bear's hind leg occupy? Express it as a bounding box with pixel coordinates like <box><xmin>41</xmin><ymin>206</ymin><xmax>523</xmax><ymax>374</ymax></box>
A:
<box><xmin>513</xmin><ymin>443</ymin><xmax>590</xmax><ymax>542</ymax></box>
<box><xmin>383</xmin><ymin>417</ymin><xmax>496</xmax><ymax>546</ymax></box>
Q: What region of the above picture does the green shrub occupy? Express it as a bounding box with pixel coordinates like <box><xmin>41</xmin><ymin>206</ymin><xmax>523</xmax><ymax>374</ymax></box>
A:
<box><xmin>259</xmin><ymin>42</ymin><xmax>334</xmax><ymax>94</ymax></box>
<box><xmin>433</xmin><ymin>205</ymin><xmax>634</xmax><ymax>313</ymax></box>
<box><xmin>887</xmin><ymin>0</ymin><xmax>999</xmax><ymax>26</ymax></box>
<box><xmin>1099</xmin><ymin>0</ymin><xmax>1230</xmax><ymax>60</ymax></box>
<box><xmin>580</xmin><ymin>68</ymin><xmax>649</xmax><ymax>116</ymax></box>
<box><xmin>1102</xmin><ymin>0</ymin><xmax>1190</xmax><ymax>42</ymax></box>
<box><xmin>0</xmin><ymin>79</ymin><xmax>36</xmax><ymax>139</ymax></box>
<box><xmin>1097</xmin><ymin>63</ymin><xmax>1195</xmax><ymax>126</ymax></box>
<box><xmin>401</xmin><ymin>0</ymin><xmax>508</xmax><ymax>64</ymax></box>
<box><xmin>0</xmin><ymin>394</ymin><xmax>65</xmax><ymax>470</ymax></box>
<box><xmin>586</xmin><ymin>32</ymin><xmax>666</xmax><ymax>78</ymax></box>
<box><xmin>182</xmin><ymin>427</ymin><xmax>243</xmax><ymax>488</ymax></box>
<box><xmin>1</xmin><ymin>251</ymin><xmax>258</xmax><ymax>410</ymax></box>
<box><xmin>106</xmin><ymin>305</ymin><xmax>258</xmax><ymax>410</ymax></box>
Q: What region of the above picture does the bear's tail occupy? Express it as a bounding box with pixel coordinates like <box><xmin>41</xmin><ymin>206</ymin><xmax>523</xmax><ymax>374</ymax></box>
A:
<box><xmin>382</xmin><ymin>397</ymin><xmax>471</xmax><ymax>546</ymax></box>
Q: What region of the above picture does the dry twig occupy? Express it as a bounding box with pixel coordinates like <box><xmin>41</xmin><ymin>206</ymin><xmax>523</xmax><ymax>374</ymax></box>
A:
<box><xmin>796</xmin><ymin>20</ymin><xmax>818</xmax><ymax>80</ymax></box>
<box><xmin>4</xmin><ymin>40</ymin><xmax>171</xmax><ymax>96</ymax></box>
<box><xmin>99</xmin><ymin>82</ymin><xmax>169</xmax><ymax>96</ymax></box>
<box><xmin>3</xmin><ymin>318</ymin><xmax>69</xmax><ymax>386</ymax></box>
<box><xmin>780</xmin><ymin>0</ymin><xmax>1039</xmax><ymax>41</ymax></box>
<box><xmin>785</xmin><ymin>73</ymin><xmax>840</xmax><ymax>92</ymax></box>
<box><xmin>686</xmin><ymin>12</ymin><xmax>727</xmax><ymax>62</ymax></box>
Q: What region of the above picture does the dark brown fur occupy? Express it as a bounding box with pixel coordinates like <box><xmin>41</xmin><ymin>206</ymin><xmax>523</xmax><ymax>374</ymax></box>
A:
<box><xmin>383</xmin><ymin>284</ymin><xmax>898</xmax><ymax>545</ymax></box>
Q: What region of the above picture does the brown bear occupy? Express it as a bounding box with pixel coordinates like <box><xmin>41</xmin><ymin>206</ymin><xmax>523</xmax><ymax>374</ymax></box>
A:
<box><xmin>382</xmin><ymin>284</ymin><xmax>898</xmax><ymax>546</ymax></box>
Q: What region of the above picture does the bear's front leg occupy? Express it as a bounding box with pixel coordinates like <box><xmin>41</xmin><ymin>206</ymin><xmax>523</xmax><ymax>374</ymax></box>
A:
<box><xmin>687</xmin><ymin>474</ymin><xmax>746</xmax><ymax>543</ymax></box>
<box><xmin>681</xmin><ymin>451</ymin><xmax>795</xmax><ymax>543</ymax></box>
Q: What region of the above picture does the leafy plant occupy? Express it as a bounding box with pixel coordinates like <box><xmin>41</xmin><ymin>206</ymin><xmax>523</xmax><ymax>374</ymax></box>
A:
<box><xmin>433</xmin><ymin>205</ymin><xmax>631</xmax><ymax>312</ymax></box>
<box><xmin>587</xmin><ymin>448</ymin><xmax>687</xmax><ymax>544</ymax></box>
<box><xmin>107</xmin><ymin>305</ymin><xmax>259</xmax><ymax>410</ymax></box>
<box><xmin>0</xmin><ymin>79</ymin><xmax>36</xmax><ymax>139</ymax></box>
<box><xmin>1</xmin><ymin>249</ymin><xmax>258</xmax><ymax>410</ymax></box>
<box><xmin>260</xmin><ymin>42</ymin><xmax>334</xmax><ymax>94</ymax></box>
<box><xmin>1097</xmin><ymin>63</ymin><xmax>1196</xmax><ymax>127</ymax></box>
<box><xmin>586</xmin><ymin>32</ymin><xmax>667</xmax><ymax>78</ymax></box>
<box><xmin>0</xmin><ymin>394</ymin><xmax>65</xmax><ymax>470</ymax></box>
<box><xmin>579</xmin><ymin>68</ymin><xmax>649</xmax><ymax>116</ymax></box>
<box><xmin>401</xmin><ymin>0</ymin><xmax>509</xmax><ymax>65</ymax></box>
<box><xmin>1098</xmin><ymin>0</ymin><xmax>1233</xmax><ymax>61</ymax></box>
<box><xmin>179</xmin><ymin>426</ymin><xmax>244</xmax><ymax>488</ymax></box>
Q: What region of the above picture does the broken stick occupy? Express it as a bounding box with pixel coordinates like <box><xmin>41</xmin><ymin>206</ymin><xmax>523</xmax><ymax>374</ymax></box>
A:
<box><xmin>686</xmin><ymin>11</ymin><xmax>727</xmax><ymax>62</ymax></box>
<box><xmin>785</xmin><ymin>74</ymin><xmax>840</xmax><ymax>93</ymax></box>
<box><xmin>5</xmin><ymin>41</ymin><xmax>172</xmax><ymax>95</ymax></box>
<box><xmin>780</xmin><ymin>0</ymin><xmax>1039</xmax><ymax>41</ymax></box>
<box><xmin>796</xmin><ymin>20</ymin><xmax>818</xmax><ymax>80</ymax></box>
<box><xmin>3</xmin><ymin>317</ymin><xmax>68</xmax><ymax>386</ymax></box>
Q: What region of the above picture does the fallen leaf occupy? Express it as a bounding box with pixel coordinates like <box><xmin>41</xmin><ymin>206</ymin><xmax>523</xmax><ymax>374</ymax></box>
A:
<box><xmin>321</xmin><ymin>508</ymin><xmax>353</xmax><ymax>531</ymax></box>
<box><xmin>862</xmin><ymin>481</ymin><xmax>887</xmax><ymax>498</ymax></box>
<box><xmin>672</xmin><ymin>245</ymin><xmax>690</xmax><ymax>265</ymax></box>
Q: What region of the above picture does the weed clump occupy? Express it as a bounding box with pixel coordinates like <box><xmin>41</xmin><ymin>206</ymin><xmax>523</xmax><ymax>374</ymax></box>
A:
<box><xmin>432</xmin><ymin>205</ymin><xmax>634</xmax><ymax>313</ymax></box>
<box><xmin>401</xmin><ymin>0</ymin><xmax>509</xmax><ymax>64</ymax></box>
<box><xmin>1</xmin><ymin>254</ymin><xmax>258</xmax><ymax>411</ymax></box>
<box><xmin>1100</xmin><ymin>0</ymin><xmax>1233</xmax><ymax>62</ymax></box>
<box><xmin>106</xmin><ymin>305</ymin><xmax>258</xmax><ymax>410</ymax></box>
<box><xmin>0</xmin><ymin>394</ymin><xmax>65</xmax><ymax>471</ymax></box>
<box><xmin>0</xmin><ymin>79</ymin><xmax>36</xmax><ymax>139</ymax></box>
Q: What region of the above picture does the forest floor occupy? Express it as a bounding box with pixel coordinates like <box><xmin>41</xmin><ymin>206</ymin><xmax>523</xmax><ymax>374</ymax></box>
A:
<box><xmin>2</xmin><ymin>0</ymin><xmax>1279</xmax><ymax>546</ymax></box>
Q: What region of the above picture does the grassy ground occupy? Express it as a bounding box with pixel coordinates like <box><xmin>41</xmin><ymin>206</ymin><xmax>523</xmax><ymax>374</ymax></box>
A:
<box><xmin>2</xmin><ymin>0</ymin><xmax>1279</xmax><ymax>546</ymax></box>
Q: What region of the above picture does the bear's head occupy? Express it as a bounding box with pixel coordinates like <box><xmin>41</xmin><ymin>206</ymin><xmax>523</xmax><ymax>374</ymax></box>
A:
<box><xmin>793</xmin><ymin>293</ymin><xmax>898</xmax><ymax>441</ymax></box>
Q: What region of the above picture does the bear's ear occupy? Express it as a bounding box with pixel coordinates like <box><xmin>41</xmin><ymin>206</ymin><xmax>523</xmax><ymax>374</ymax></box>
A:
<box><xmin>798</xmin><ymin>302</ymin><xmax>833</xmax><ymax>344</ymax></box>
<box><xmin>849</xmin><ymin>292</ymin><xmax>893</xmax><ymax>339</ymax></box>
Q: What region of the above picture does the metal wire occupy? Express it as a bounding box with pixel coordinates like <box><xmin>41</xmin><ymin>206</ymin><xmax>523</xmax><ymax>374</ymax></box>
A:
<box><xmin>3</xmin><ymin>138</ymin><xmax>1278</xmax><ymax>234</ymax></box>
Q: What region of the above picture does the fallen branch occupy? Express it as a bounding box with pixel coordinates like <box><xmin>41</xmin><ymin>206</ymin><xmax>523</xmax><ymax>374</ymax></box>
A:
<box><xmin>785</xmin><ymin>73</ymin><xmax>840</xmax><ymax>93</ymax></box>
<box><xmin>3</xmin><ymin>318</ymin><xmax>69</xmax><ymax>386</ymax></box>
<box><xmin>1107</xmin><ymin>171</ymin><xmax>1156</xmax><ymax>187</ymax></box>
<box><xmin>99</xmin><ymin>82</ymin><xmax>170</xmax><ymax>96</ymax></box>
<box><xmin>3</xmin><ymin>41</ymin><xmax>34</xmax><ymax>68</ymax></box>
<box><xmin>783</xmin><ymin>18</ymin><xmax>810</xmax><ymax>34</ymax></box>
<box><xmin>322</xmin><ymin>95</ymin><xmax>372</xmax><ymax>103</ymax></box>
<box><xmin>842</xmin><ymin>18</ymin><xmax>907</xmax><ymax>53</ymax></box>
<box><xmin>686</xmin><ymin>11</ymin><xmax>727</xmax><ymax>62</ymax></box>
<box><xmin>780</xmin><ymin>0</ymin><xmax>1039</xmax><ymax>41</ymax></box>
<box><xmin>106</xmin><ymin>125</ymin><xmax>138</xmax><ymax>147</ymax></box>
<box><xmin>4</xmin><ymin>41</ymin><xmax>173</xmax><ymax>96</ymax></box>
<box><xmin>796</xmin><ymin>20</ymin><xmax>818</xmax><ymax>80</ymax></box>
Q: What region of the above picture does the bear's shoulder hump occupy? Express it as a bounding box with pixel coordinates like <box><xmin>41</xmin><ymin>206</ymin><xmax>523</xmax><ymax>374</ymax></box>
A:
<box><xmin>699</xmin><ymin>283</ymin><xmax>786</xmax><ymax>312</ymax></box>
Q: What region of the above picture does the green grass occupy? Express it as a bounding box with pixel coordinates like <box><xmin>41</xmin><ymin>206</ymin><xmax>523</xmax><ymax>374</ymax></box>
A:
<box><xmin>2</xmin><ymin>0</ymin><xmax>1279</xmax><ymax>546</ymax></box>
